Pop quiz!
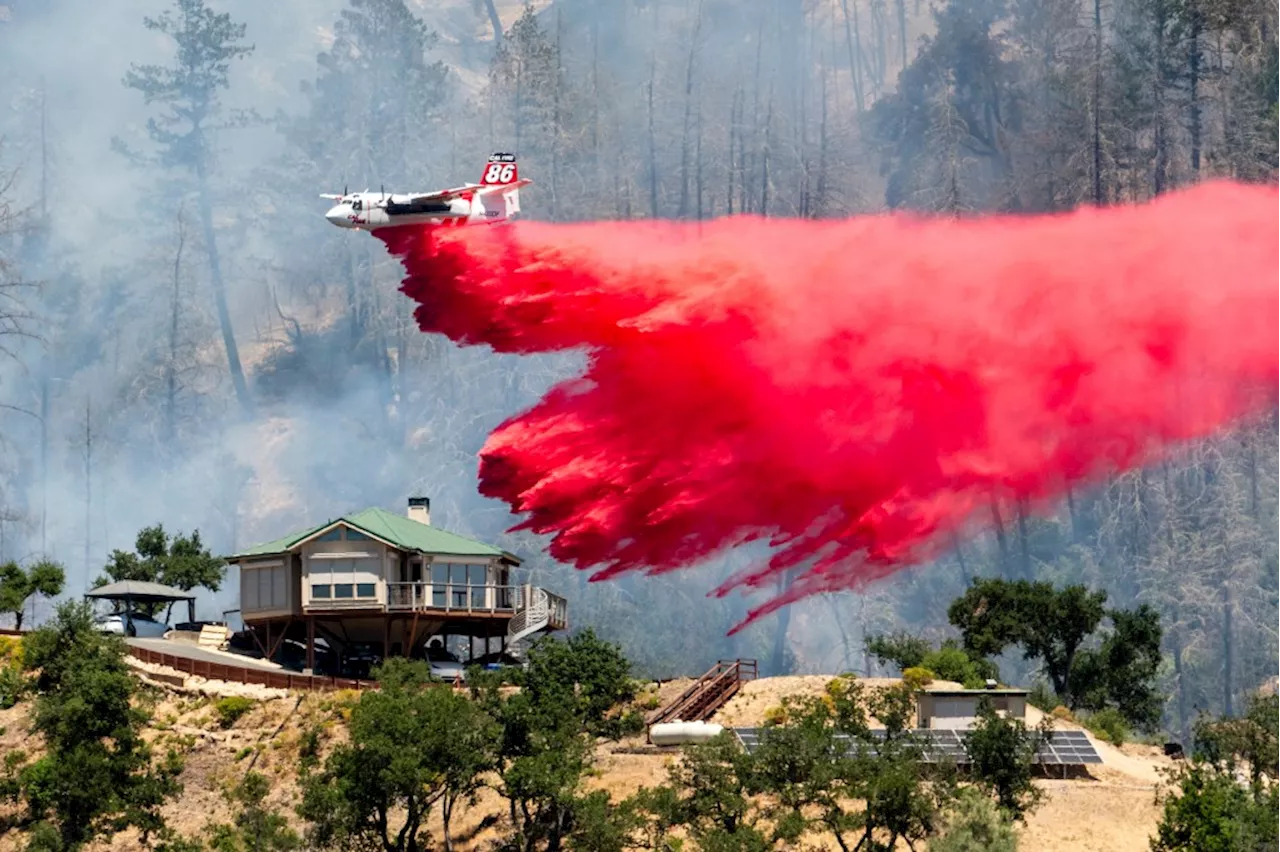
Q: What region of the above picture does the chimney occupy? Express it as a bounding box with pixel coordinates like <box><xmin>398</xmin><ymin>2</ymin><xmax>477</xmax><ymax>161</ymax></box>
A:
<box><xmin>407</xmin><ymin>496</ymin><xmax>431</xmax><ymax>526</ymax></box>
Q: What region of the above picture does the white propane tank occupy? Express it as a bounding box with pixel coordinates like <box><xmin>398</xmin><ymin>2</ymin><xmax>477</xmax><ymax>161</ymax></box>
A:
<box><xmin>649</xmin><ymin>721</ymin><xmax>724</xmax><ymax>746</ymax></box>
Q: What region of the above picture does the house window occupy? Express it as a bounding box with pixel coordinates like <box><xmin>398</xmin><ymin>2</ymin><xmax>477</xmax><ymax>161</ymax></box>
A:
<box><xmin>316</xmin><ymin>529</ymin><xmax>342</xmax><ymax>542</ymax></box>
<box><xmin>429</xmin><ymin>562</ymin><xmax>488</xmax><ymax>607</ymax></box>
<box><xmin>431</xmin><ymin>562</ymin><xmax>448</xmax><ymax>607</ymax></box>
<box><xmin>308</xmin><ymin>556</ymin><xmax>380</xmax><ymax>605</ymax></box>
<box><xmin>346</xmin><ymin>529</ymin><xmax>372</xmax><ymax>542</ymax></box>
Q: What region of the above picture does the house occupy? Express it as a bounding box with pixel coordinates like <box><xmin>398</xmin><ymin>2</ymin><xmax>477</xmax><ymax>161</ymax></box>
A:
<box><xmin>226</xmin><ymin>496</ymin><xmax>567</xmax><ymax>674</ymax></box>
<box><xmin>916</xmin><ymin>686</ymin><xmax>1029</xmax><ymax>730</ymax></box>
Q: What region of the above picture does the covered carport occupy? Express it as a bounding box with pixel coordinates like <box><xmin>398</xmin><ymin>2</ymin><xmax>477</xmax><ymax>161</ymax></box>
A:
<box><xmin>85</xmin><ymin>580</ymin><xmax>196</xmax><ymax>632</ymax></box>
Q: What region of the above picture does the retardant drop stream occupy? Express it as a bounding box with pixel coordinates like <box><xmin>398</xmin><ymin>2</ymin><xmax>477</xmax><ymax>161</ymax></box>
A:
<box><xmin>377</xmin><ymin>181</ymin><xmax>1279</xmax><ymax>632</ymax></box>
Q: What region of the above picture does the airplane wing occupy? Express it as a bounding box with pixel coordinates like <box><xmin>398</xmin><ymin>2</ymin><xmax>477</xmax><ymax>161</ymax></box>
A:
<box><xmin>400</xmin><ymin>184</ymin><xmax>479</xmax><ymax>203</ymax></box>
<box><xmin>477</xmin><ymin>178</ymin><xmax>533</xmax><ymax>193</ymax></box>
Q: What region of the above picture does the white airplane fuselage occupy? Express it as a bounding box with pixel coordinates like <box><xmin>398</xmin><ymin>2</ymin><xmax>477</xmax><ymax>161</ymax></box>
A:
<box><xmin>323</xmin><ymin>152</ymin><xmax>527</xmax><ymax>233</ymax></box>
<box><xmin>325</xmin><ymin>190</ymin><xmax>499</xmax><ymax>231</ymax></box>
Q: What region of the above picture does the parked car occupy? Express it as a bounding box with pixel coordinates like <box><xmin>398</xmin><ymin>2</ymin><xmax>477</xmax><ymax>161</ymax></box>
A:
<box><xmin>95</xmin><ymin>611</ymin><xmax>170</xmax><ymax>638</ymax></box>
<box><xmin>425</xmin><ymin>643</ymin><xmax>467</xmax><ymax>682</ymax></box>
<box><xmin>340</xmin><ymin>643</ymin><xmax>382</xmax><ymax>680</ymax></box>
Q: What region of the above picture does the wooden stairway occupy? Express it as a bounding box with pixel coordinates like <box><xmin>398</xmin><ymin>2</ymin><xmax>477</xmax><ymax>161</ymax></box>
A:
<box><xmin>648</xmin><ymin>659</ymin><xmax>759</xmax><ymax>728</ymax></box>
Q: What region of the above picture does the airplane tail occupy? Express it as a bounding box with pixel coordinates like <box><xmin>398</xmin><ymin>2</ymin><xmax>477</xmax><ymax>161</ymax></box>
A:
<box><xmin>479</xmin><ymin>152</ymin><xmax>531</xmax><ymax>219</ymax></box>
<box><xmin>480</xmin><ymin>153</ymin><xmax>518</xmax><ymax>187</ymax></box>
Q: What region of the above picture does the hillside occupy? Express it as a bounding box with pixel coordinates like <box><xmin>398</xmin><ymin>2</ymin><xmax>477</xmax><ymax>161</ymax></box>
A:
<box><xmin>0</xmin><ymin>668</ymin><xmax>1175</xmax><ymax>852</ymax></box>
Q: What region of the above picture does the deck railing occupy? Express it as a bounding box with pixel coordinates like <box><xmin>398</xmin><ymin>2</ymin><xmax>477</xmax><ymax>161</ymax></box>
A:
<box><xmin>385</xmin><ymin>582</ymin><xmax>527</xmax><ymax>613</ymax></box>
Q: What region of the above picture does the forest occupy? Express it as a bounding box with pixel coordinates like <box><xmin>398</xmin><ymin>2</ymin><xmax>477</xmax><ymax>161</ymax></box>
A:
<box><xmin>0</xmin><ymin>0</ymin><xmax>1274</xmax><ymax>743</ymax></box>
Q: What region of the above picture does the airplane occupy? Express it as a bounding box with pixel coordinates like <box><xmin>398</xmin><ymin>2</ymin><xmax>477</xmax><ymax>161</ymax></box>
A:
<box><xmin>321</xmin><ymin>152</ymin><xmax>532</xmax><ymax>232</ymax></box>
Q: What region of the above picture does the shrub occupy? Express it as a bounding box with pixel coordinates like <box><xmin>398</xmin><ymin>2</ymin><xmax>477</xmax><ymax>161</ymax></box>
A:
<box><xmin>1027</xmin><ymin>680</ymin><xmax>1059</xmax><ymax>712</ymax></box>
<box><xmin>762</xmin><ymin>704</ymin><xmax>789</xmax><ymax>727</ymax></box>
<box><xmin>1084</xmin><ymin>707</ymin><xmax>1130</xmax><ymax>746</ymax></box>
<box><xmin>0</xmin><ymin>663</ymin><xmax>26</xmax><ymax>710</ymax></box>
<box><xmin>215</xmin><ymin>696</ymin><xmax>255</xmax><ymax>728</ymax></box>
<box><xmin>919</xmin><ymin>644</ymin><xmax>997</xmax><ymax>688</ymax></box>
<box><xmin>1051</xmin><ymin>705</ymin><xmax>1076</xmax><ymax>723</ymax></box>
<box><xmin>932</xmin><ymin>789</ymin><xmax>1019</xmax><ymax>852</ymax></box>
<box><xmin>902</xmin><ymin>667</ymin><xmax>936</xmax><ymax>691</ymax></box>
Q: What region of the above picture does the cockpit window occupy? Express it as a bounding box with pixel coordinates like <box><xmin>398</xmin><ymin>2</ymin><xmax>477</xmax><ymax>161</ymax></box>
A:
<box><xmin>352</xmin><ymin>199</ymin><xmax>362</xmax><ymax>211</ymax></box>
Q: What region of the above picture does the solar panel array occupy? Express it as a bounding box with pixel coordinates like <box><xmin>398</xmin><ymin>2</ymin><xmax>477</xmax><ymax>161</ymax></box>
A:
<box><xmin>732</xmin><ymin>727</ymin><xmax>1102</xmax><ymax>766</ymax></box>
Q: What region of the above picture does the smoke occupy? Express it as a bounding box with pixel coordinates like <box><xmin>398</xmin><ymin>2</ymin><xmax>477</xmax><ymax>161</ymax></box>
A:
<box><xmin>378</xmin><ymin>181</ymin><xmax>1280</xmax><ymax>631</ymax></box>
<box><xmin>0</xmin><ymin>0</ymin><xmax>537</xmax><ymax>623</ymax></box>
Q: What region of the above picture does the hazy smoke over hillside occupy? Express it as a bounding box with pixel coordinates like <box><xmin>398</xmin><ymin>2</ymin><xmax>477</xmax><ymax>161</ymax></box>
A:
<box><xmin>0</xmin><ymin>0</ymin><xmax>784</xmax><ymax>669</ymax></box>
<box><xmin>0</xmin><ymin>0</ymin><xmax>1274</xmax><ymax>705</ymax></box>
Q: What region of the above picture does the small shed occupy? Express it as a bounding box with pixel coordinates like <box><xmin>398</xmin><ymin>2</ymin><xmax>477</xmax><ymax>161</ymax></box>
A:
<box><xmin>85</xmin><ymin>580</ymin><xmax>196</xmax><ymax>627</ymax></box>
<box><xmin>916</xmin><ymin>687</ymin><xmax>1029</xmax><ymax>730</ymax></box>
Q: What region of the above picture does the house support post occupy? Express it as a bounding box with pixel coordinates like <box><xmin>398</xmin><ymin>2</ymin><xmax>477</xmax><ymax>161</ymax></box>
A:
<box><xmin>249</xmin><ymin>623</ymin><xmax>270</xmax><ymax>659</ymax></box>
<box><xmin>405</xmin><ymin>612</ymin><xmax>421</xmax><ymax>659</ymax></box>
<box><xmin>306</xmin><ymin>616</ymin><xmax>315</xmax><ymax>674</ymax></box>
<box><xmin>266</xmin><ymin>618</ymin><xmax>292</xmax><ymax>661</ymax></box>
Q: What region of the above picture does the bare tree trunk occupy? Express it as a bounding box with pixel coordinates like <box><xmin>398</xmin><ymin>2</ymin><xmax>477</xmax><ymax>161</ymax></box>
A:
<box><xmin>870</xmin><ymin>0</ymin><xmax>888</xmax><ymax>95</ymax></box>
<box><xmin>815</xmin><ymin>58</ymin><xmax>830</xmax><ymax>217</ymax></box>
<box><xmin>990</xmin><ymin>500</ymin><xmax>1011</xmax><ymax>579</ymax></box>
<box><xmin>1222</xmin><ymin>583</ymin><xmax>1234</xmax><ymax>716</ymax></box>
<box><xmin>1188</xmin><ymin>8</ymin><xmax>1203</xmax><ymax>174</ymax></box>
<box><xmin>760</xmin><ymin>92</ymin><xmax>773</xmax><ymax>216</ymax></box>
<box><xmin>746</xmin><ymin>15</ymin><xmax>767</xmax><ymax>213</ymax></box>
<box><xmin>678</xmin><ymin>1</ymin><xmax>704</xmax><ymax>218</ymax></box>
<box><xmin>483</xmin><ymin>0</ymin><xmax>503</xmax><ymax>49</ymax></box>
<box><xmin>647</xmin><ymin>53</ymin><xmax>660</xmax><ymax>218</ymax></box>
<box><xmin>824</xmin><ymin>593</ymin><xmax>857</xmax><ymax>672</ymax></box>
<box><xmin>840</xmin><ymin>0</ymin><xmax>867</xmax><ymax>113</ymax></box>
<box><xmin>590</xmin><ymin>14</ymin><xmax>600</xmax><ymax>157</ymax></box>
<box><xmin>695</xmin><ymin>106</ymin><xmax>705</xmax><ymax>220</ymax></box>
<box><xmin>727</xmin><ymin>87</ymin><xmax>740</xmax><ymax>214</ymax></box>
<box><xmin>166</xmin><ymin>207</ymin><xmax>187</xmax><ymax>445</ymax></box>
<box><xmin>1153</xmin><ymin>0</ymin><xmax>1169</xmax><ymax>195</ymax></box>
<box><xmin>551</xmin><ymin>8</ymin><xmax>563</xmax><ymax>221</ymax></box>
<box><xmin>1016</xmin><ymin>497</ymin><xmax>1032</xmax><ymax>579</ymax></box>
<box><xmin>1066</xmin><ymin>485</ymin><xmax>1081</xmax><ymax>541</ymax></box>
<box><xmin>83</xmin><ymin>397</ymin><xmax>92</xmax><ymax>581</ymax></box>
<box><xmin>895</xmin><ymin>0</ymin><xmax>908</xmax><ymax>70</ymax></box>
<box><xmin>769</xmin><ymin>569</ymin><xmax>797</xmax><ymax>675</ymax></box>
<box><xmin>1172</xmin><ymin>632</ymin><xmax>1190</xmax><ymax>743</ymax></box>
<box><xmin>196</xmin><ymin>171</ymin><xmax>252</xmax><ymax>415</ymax></box>
<box><xmin>1092</xmin><ymin>0</ymin><xmax>1103</xmax><ymax>204</ymax></box>
<box><xmin>950</xmin><ymin>531</ymin><xmax>971</xmax><ymax>585</ymax></box>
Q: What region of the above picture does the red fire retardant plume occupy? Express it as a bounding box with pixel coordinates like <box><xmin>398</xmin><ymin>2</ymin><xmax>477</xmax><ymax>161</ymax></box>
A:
<box><xmin>377</xmin><ymin>181</ymin><xmax>1279</xmax><ymax>632</ymax></box>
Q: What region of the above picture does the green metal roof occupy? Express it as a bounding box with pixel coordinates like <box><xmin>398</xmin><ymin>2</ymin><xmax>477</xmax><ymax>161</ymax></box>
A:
<box><xmin>229</xmin><ymin>506</ymin><xmax>519</xmax><ymax>564</ymax></box>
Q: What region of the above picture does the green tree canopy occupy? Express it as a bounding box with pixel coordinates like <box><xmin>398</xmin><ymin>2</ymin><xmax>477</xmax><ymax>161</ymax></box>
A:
<box><xmin>464</xmin><ymin>630</ymin><xmax>641</xmax><ymax>851</ymax></box>
<box><xmin>299</xmin><ymin>658</ymin><xmax>498</xmax><ymax>852</ymax></box>
<box><xmin>0</xmin><ymin>559</ymin><xmax>64</xmax><ymax>631</ymax></box>
<box><xmin>96</xmin><ymin>524</ymin><xmax>225</xmax><ymax>616</ymax></box>
<box><xmin>948</xmin><ymin>578</ymin><xmax>1163</xmax><ymax>729</ymax></box>
<box><xmin>866</xmin><ymin>633</ymin><xmax>1000</xmax><ymax>688</ymax></box>
<box><xmin>12</xmin><ymin>600</ymin><xmax>182</xmax><ymax>847</ymax></box>
<box><xmin>522</xmin><ymin>627</ymin><xmax>637</xmax><ymax>735</ymax></box>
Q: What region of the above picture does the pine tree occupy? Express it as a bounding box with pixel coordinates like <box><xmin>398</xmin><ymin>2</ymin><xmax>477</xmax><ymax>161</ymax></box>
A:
<box><xmin>114</xmin><ymin>0</ymin><xmax>257</xmax><ymax>416</ymax></box>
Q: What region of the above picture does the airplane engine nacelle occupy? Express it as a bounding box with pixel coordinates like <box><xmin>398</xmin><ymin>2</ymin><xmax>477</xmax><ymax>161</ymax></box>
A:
<box><xmin>448</xmin><ymin>197</ymin><xmax>472</xmax><ymax>217</ymax></box>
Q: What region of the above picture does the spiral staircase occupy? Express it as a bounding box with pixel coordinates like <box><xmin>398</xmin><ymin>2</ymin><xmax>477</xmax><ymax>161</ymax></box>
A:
<box><xmin>506</xmin><ymin>584</ymin><xmax>568</xmax><ymax>658</ymax></box>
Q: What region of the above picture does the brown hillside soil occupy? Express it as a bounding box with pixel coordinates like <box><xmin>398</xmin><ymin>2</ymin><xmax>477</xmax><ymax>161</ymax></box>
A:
<box><xmin>0</xmin><ymin>676</ymin><xmax>1170</xmax><ymax>852</ymax></box>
